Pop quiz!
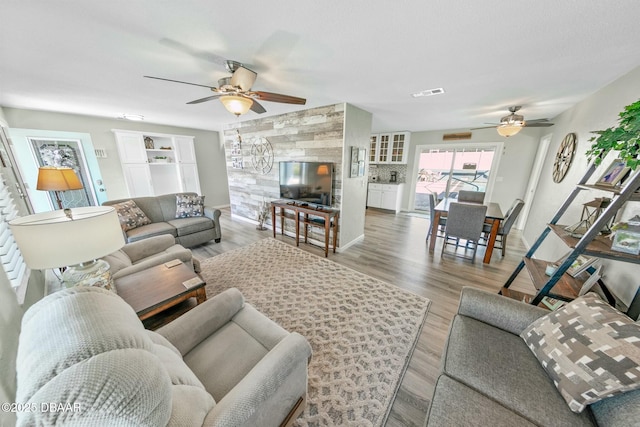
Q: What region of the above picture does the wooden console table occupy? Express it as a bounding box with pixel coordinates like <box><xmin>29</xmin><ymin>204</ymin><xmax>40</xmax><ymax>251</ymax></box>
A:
<box><xmin>271</xmin><ymin>200</ymin><xmax>339</xmax><ymax>257</ymax></box>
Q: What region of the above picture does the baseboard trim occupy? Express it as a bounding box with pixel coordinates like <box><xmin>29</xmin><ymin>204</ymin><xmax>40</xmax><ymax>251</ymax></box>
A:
<box><xmin>337</xmin><ymin>234</ymin><xmax>364</xmax><ymax>253</ymax></box>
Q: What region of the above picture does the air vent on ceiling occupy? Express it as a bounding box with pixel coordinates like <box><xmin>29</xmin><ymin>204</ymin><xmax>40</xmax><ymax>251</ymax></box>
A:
<box><xmin>411</xmin><ymin>88</ymin><xmax>445</xmax><ymax>98</ymax></box>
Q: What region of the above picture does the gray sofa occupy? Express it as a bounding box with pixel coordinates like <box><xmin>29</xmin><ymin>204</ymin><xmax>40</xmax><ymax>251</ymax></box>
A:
<box><xmin>15</xmin><ymin>286</ymin><xmax>312</xmax><ymax>426</ymax></box>
<box><xmin>425</xmin><ymin>287</ymin><xmax>640</xmax><ymax>427</ymax></box>
<box><xmin>101</xmin><ymin>234</ymin><xmax>200</xmax><ymax>280</ymax></box>
<box><xmin>103</xmin><ymin>192</ymin><xmax>222</xmax><ymax>248</ymax></box>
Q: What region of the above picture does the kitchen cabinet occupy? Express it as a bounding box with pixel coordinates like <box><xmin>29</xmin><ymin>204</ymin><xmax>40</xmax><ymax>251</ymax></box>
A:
<box><xmin>113</xmin><ymin>130</ymin><xmax>201</xmax><ymax>197</ymax></box>
<box><xmin>369</xmin><ymin>132</ymin><xmax>409</xmax><ymax>164</ymax></box>
<box><xmin>367</xmin><ymin>183</ymin><xmax>404</xmax><ymax>213</ymax></box>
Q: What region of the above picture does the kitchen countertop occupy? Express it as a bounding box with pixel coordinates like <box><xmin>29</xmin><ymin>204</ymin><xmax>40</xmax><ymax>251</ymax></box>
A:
<box><xmin>368</xmin><ymin>181</ymin><xmax>405</xmax><ymax>184</ymax></box>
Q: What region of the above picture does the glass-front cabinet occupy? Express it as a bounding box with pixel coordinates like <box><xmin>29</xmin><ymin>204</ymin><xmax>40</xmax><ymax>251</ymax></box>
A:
<box><xmin>369</xmin><ymin>135</ymin><xmax>379</xmax><ymax>163</ymax></box>
<box><xmin>370</xmin><ymin>132</ymin><xmax>410</xmax><ymax>164</ymax></box>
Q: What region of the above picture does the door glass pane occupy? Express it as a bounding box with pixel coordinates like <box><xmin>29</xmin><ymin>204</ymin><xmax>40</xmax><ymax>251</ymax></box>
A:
<box><xmin>415</xmin><ymin>149</ymin><xmax>454</xmax><ymax>211</ymax></box>
<box><xmin>414</xmin><ymin>147</ymin><xmax>495</xmax><ymax>211</ymax></box>
<box><xmin>449</xmin><ymin>149</ymin><xmax>494</xmax><ymax>195</ymax></box>
<box><xmin>29</xmin><ymin>139</ymin><xmax>96</xmax><ymax>208</ymax></box>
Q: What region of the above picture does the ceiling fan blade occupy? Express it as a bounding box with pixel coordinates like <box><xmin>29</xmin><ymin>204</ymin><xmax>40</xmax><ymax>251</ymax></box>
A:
<box><xmin>158</xmin><ymin>38</ymin><xmax>228</xmax><ymax>67</ymax></box>
<box><xmin>186</xmin><ymin>95</ymin><xmax>222</xmax><ymax>104</ymax></box>
<box><xmin>524</xmin><ymin>122</ymin><xmax>554</xmax><ymax>127</ymax></box>
<box><xmin>250</xmin><ymin>100</ymin><xmax>267</xmax><ymax>114</ymax></box>
<box><xmin>144</xmin><ymin>75</ymin><xmax>216</xmax><ymax>89</ymax></box>
<box><xmin>470</xmin><ymin>125</ymin><xmax>498</xmax><ymax>130</ymax></box>
<box><xmin>525</xmin><ymin>118</ymin><xmax>551</xmax><ymax>124</ymax></box>
<box><xmin>230</xmin><ymin>66</ymin><xmax>257</xmax><ymax>91</ymax></box>
<box><xmin>254</xmin><ymin>91</ymin><xmax>306</xmax><ymax>105</ymax></box>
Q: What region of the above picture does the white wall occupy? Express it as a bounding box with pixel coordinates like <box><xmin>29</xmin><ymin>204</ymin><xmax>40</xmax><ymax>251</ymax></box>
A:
<box><xmin>403</xmin><ymin>127</ymin><xmax>541</xmax><ymax>215</ymax></box>
<box><xmin>523</xmin><ymin>65</ymin><xmax>640</xmax><ymax>306</ymax></box>
<box><xmin>340</xmin><ymin>104</ymin><xmax>372</xmax><ymax>247</ymax></box>
<box><xmin>2</xmin><ymin>108</ymin><xmax>230</xmax><ymax>207</ymax></box>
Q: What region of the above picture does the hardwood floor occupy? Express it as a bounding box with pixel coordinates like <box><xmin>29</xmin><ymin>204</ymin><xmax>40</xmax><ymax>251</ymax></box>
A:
<box><xmin>191</xmin><ymin>207</ymin><xmax>536</xmax><ymax>427</ymax></box>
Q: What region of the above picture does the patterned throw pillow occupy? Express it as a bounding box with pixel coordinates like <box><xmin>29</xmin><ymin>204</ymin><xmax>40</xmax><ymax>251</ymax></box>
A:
<box><xmin>521</xmin><ymin>293</ymin><xmax>640</xmax><ymax>413</ymax></box>
<box><xmin>175</xmin><ymin>194</ymin><xmax>204</xmax><ymax>218</ymax></box>
<box><xmin>113</xmin><ymin>200</ymin><xmax>152</xmax><ymax>231</ymax></box>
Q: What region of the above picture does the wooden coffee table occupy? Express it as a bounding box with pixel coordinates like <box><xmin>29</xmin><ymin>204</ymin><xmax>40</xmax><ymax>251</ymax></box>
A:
<box><xmin>115</xmin><ymin>260</ymin><xmax>207</xmax><ymax>321</ymax></box>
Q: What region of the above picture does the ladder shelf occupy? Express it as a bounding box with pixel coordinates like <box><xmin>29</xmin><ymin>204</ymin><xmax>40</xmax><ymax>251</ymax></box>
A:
<box><xmin>502</xmin><ymin>162</ymin><xmax>640</xmax><ymax>308</ymax></box>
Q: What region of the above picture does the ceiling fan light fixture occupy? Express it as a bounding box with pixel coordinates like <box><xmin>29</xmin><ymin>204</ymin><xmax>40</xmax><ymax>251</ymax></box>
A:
<box><xmin>220</xmin><ymin>95</ymin><xmax>253</xmax><ymax>116</ymax></box>
<box><xmin>497</xmin><ymin>124</ymin><xmax>523</xmax><ymax>137</ymax></box>
<box><xmin>411</xmin><ymin>87</ymin><xmax>445</xmax><ymax>98</ymax></box>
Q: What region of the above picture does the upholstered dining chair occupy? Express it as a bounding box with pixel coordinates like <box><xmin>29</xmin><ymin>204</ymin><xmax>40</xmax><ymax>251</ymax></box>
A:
<box><xmin>426</xmin><ymin>192</ymin><xmax>447</xmax><ymax>240</ymax></box>
<box><xmin>441</xmin><ymin>202</ymin><xmax>488</xmax><ymax>262</ymax></box>
<box><xmin>457</xmin><ymin>190</ymin><xmax>485</xmax><ymax>203</ymax></box>
<box><xmin>482</xmin><ymin>198</ymin><xmax>525</xmax><ymax>256</ymax></box>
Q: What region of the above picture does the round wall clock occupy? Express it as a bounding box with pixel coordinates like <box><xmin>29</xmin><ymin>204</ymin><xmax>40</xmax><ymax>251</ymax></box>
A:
<box><xmin>250</xmin><ymin>137</ymin><xmax>274</xmax><ymax>174</ymax></box>
<box><xmin>552</xmin><ymin>133</ymin><xmax>577</xmax><ymax>183</ymax></box>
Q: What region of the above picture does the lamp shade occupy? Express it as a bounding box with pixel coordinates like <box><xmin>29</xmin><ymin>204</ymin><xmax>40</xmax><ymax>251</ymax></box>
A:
<box><xmin>9</xmin><ymin>206</ymin><xmax>124</xmax><ymax>269</ymax></box>
<box><xmin>317</xmin><ymin>164</ymin><xmax>329</xmax><ymax>175</ymax></box>
<box><xmin>220</xmin><ymin>95</ymin><xmax>253</xmax><ymax>116</ymax></box>
<box><xmin>36</xmin><ymin>166</ymin><xmax>83</xmax><ymax>191</ymax></box>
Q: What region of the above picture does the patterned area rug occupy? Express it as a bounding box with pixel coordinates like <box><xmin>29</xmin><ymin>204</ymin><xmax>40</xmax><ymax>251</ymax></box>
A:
<box><xmin>199</xmin><ymin>238</ymin><xmax>431</xmax><ymax>426</ymax></box>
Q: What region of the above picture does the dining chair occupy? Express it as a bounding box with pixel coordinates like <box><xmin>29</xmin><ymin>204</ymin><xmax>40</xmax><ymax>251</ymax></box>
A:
<box><xmin>482</xmin><ymin>198</ymin><xmax>525</xmax><ymax>256</ymax></box>
<box><xmin>458</xmin><ymin>190</ymin><xmax>485</xmax><ymax>203</ymax></box>
<box><xmin>441</xmin><ymin>202</ymin><xmax>488</xmax><ymax>262</ymax></box>
<box><xmin>426</xmin><ymin>192</ymin><xmax>447</xmax><ymax>240</ymax></box>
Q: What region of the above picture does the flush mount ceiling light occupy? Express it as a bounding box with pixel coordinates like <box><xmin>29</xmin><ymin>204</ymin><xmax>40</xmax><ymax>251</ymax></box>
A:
<box><xmin>411</xmin><ymin>88</ymin><xmax>445</xmax><ymax>98</ymax></box>
<box><xmin>118</xmin><ymin>114</ymin><xmax>144</xmax><ymax>121</ymax></box>
<box><xmin>220</xmin><ymin>95</ymin><xmax>254</xmax><ymax>116</ymax></box>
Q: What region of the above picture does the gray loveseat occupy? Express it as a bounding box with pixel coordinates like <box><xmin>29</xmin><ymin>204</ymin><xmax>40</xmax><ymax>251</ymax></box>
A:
<box><xmin>15</xmin><ymin>286</ymin><xmax>312</xmax><ymax>426</ymax></box>
<box><xmin>104</xmin><ymin>192</ymin><xmax>222</xmax><ymax>248</ymax></box>
<box><xmin>425</xmin><ymin>287</ymin><xmax>640</xmax><ymax>427</ymax></box>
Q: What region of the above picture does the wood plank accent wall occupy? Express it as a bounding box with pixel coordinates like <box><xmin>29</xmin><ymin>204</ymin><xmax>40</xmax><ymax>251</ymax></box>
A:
<box><xmin>223</xmin><ymin>104</ymin><xmax>345</xmax><ymax>242</ymax></box>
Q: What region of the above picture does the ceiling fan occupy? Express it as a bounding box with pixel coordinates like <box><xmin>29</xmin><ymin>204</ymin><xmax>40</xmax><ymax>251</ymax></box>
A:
<box><xmin>472</xmin><ymin>106</ymin><xmax>554</xmax><ymax>137</ymax></box>
<box><xmin>144</xmin><ymin>60</ymin><xmax>306</xmax><ymax>116</ymax></box>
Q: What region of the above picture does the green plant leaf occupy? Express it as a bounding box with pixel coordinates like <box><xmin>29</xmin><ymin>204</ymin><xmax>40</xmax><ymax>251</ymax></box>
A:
<box><xmin>587</xmin><ymin>99</ymin><xmax>640</xmax><ymax>170</ymax></box>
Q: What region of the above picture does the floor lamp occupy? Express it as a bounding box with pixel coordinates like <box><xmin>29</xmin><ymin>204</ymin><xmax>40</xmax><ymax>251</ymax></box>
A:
<box><xmin>9</xmin><ymin>206</ymin><xmax>125</xmax><ymax>290</ymax></box>
<box><xmin>36</xmin><ymin>166</ymin><xmax>83</xmax><ymax>210</ymax></box>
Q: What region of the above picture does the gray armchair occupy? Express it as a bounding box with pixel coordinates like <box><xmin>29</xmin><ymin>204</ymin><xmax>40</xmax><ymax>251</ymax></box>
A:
<box><xmin>15</xmin><ymin>286</ymin><xmax>312</xmax><ymax>426</ymax></box>
<box><xmin>101</xmin><ymin>234</ymin><xmax>199</xmax><ymax>280</ymax></box>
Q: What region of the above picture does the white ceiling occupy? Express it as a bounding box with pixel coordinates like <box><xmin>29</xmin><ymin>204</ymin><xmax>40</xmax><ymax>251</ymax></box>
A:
<box><xmin>2</xmin><ymin>1</ymin><xmax>640</xmax><ymax>133</ymax></box>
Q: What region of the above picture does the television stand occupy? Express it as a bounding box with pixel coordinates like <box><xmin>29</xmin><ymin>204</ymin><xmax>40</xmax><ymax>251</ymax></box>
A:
<box><xmin>271</xmin><ymin>200</ymin><xmax>339</xmax><ymax>257</ymax></box>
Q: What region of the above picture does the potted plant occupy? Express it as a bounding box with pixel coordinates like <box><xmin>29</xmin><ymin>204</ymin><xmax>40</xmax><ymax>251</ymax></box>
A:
<box><xmin>153</xmin><ymin>156</ymin><xmax>169</xmax><ymax>163</ymax></box>
<box><xmin>586</xmin><ymin>99</ymin><xmax>640</xmax><ymax>170</ymax></box>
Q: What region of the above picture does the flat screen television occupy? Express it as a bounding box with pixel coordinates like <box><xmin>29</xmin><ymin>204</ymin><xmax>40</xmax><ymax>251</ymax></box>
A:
<box><xmin>279</xmin><ymin>161</ymin><xmax>333</xmax><ymax>206</ymax></box>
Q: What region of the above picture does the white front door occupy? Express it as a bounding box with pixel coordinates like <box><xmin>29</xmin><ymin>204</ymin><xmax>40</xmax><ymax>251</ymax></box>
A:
<box><xmin>8</xmin><ymin>129</ymin><xmax>107</xmax><ymax>212</ymax></box>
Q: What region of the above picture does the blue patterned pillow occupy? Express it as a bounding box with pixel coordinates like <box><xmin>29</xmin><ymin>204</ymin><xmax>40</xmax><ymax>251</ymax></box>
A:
<box><xmin>175</xmin><ymin>194</ymin><xmax>204</xmax><ymax>218</ymax></box>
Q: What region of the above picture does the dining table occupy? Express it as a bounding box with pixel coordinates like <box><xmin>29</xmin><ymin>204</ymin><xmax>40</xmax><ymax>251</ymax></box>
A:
<box><xmin>428</xmin><ymin>197</ymin><xmax>504</xmax><ymax>264</ymax></box>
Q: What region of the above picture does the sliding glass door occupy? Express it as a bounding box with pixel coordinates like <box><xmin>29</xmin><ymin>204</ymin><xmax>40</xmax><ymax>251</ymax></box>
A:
<box><xmin>414</xmin><ymin>146</ymin><xmax>496</xmax><ymax>211</ymax></box>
